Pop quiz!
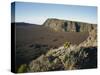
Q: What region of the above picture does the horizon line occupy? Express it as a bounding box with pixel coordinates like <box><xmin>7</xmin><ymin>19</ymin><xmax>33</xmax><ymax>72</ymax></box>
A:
<box><xmin>12</xmin><ymin>18</ymin><xmax>97</xmax><ymax>25</ymax></box>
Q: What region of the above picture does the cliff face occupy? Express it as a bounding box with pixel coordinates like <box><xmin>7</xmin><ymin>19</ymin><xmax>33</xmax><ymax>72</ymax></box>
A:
<box><xmin>43</xmin><ymin>18</ymin><xmax>97</xmax><ymax>32</ymax></box>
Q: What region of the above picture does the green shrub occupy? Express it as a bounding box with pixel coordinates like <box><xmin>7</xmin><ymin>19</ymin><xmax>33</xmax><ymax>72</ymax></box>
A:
<box><xmin>17</xmin><ymin>64</ymin><xmax>27</xmax><ymax>73</ymax></box>
<box><xmin>64</xmin><ymin>41</ymin><xmax>71</xmax><ymax>48</ymax></box>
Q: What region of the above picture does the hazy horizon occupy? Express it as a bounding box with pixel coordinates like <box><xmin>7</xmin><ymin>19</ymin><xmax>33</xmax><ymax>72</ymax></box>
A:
<box><xmin>11</xmin><ymin>2</ymin><xmax>97</xmax><ymax>24</ymax></box>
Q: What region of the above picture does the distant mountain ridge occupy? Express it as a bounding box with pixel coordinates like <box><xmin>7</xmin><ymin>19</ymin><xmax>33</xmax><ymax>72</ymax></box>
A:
<box><xmin>43</xmin><ymin>18</ymin><xmax>97</xmax><ymax>32</ymax></box>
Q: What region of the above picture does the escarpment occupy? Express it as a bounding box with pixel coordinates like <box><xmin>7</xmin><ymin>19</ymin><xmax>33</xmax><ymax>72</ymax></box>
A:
<box><xmin>43</xmin><ymin>18</ymin><xmax>97</xmax><ymax>32</ymax></box>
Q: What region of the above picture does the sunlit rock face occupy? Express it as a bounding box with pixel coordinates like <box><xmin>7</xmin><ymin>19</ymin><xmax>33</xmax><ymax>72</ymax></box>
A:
<box><xmin>79</xmin><ymin>29</ymin><xmax>97</xmax><ymax>47</ymax></box>
<box><xmin>43</xmin><ymin>18</ymin><xmax>97</xmax><ymax>32</ymax></box>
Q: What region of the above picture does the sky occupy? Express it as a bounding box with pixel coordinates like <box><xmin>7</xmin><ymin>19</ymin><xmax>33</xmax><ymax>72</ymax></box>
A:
<box><xmin>11</xmin><ymin>2</ymin><xmax>97</xmax><ymax>24</ymax></box>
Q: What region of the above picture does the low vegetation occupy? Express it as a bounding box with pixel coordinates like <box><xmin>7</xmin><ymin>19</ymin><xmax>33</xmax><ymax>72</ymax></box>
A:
<box><xmin>17</xmin><ymin>64</ymin><xmax>27</xmax><ymax>73</ymax></box>
<box><xmin>64</xmin><ymin>41</ymin><xmax>71</xmax><ymax>48</ymax></box>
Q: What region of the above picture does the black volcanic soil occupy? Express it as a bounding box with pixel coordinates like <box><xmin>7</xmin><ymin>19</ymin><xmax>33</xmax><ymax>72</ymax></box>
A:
<box><xmin>14</xmin><ymin>23</ymin><xmax>89</xmax><ymax>71</ymax></box>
